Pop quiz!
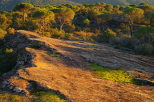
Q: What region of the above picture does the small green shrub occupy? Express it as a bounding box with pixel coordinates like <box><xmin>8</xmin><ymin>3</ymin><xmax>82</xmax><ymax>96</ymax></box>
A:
<box><xmin>135</xmin><ymin>43</ymin><xmax>154</xmax><ymax>55</ymax></box>
<box><xmin>7</xmin><ymin>28</ymin><xmax>15</xmax><ymax>34</ymax></box>
<box><xmin>101</xmin><ymin>29</ymin><xmax>117</xmax><ymax>42</ymax></box>
<box><xmin>5</xmin><ymin>48</ymin><xmax>14</xmax><ymax>53</ymax></box>
<box><xmin>111</xmin><ymin>38</ymin><xmax>140</xmax><ymax>49</ymax></box>
<box><xmin>70</xmin><ymin>31</ymin><xmax>95</xmax><ymax>41</ymax></box>
<box><xmin>0</xmin><ymin>48</ymin><xmax>17</xmax><ymax>75</ymax></box>
<box><xmin>0</xmin><ymin>93</ymin><xmax>29</xmax><ymax>102</ymax></box>
<box><xmin>33</xmin><ymin>91</ymin><xmax>68</xmax><ymax>102</ymax></box>
<box><xmin>0</xmin><ymin>28</ymin><xmax>7</xmax><ymax>39</ymax></box>
<box><xmin>50</xmin><ymin>29</ymin><xmax>68</xmax><ymax>39</ymax></box>
<box><xmin>90</xmin><ymin>64</ymin><xmax>133</xmax><ymax>83</ymax></box>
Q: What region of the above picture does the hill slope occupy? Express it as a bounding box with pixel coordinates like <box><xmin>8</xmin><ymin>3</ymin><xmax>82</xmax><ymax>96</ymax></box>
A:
<box><xmin>71</xmin><ymin>0</ymin><xmax>154</xmax><ymax>5</ymax></box>
<box><xmin>0</xmin><ymin>30</ymin><xmax>154</xmax><ymax>102</ymax></box>
<box><xmin>0</xmin><ymin>0</ymin><xmax>154</xmax><ymax>10</ymax></box>
<box><xmin>0</xmin><ymin>0</ymin><xmax>78</xmax><ymax>10</ymax></box>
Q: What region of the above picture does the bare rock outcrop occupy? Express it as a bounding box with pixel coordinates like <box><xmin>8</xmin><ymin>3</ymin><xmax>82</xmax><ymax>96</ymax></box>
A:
<box><xmin>0</xmin><ymin>30</ymin><xmax>154</xmax><ymax>102</ymax></box>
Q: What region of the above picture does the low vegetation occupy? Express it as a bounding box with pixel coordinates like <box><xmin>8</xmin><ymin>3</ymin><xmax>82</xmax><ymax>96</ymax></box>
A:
<box><xmin>0</xmin><ymin>91</ymin><xmax>68</xmax><ymax>102</ymax></box>
<box><xmin>90</xmin><ymin>64</ymin><xmax>133</xmax><ymax>83</ymax></box>
<box><xmin>0</xmin><ymin>48</ymin><xmax>17</xmax><ymax>75</ymax></box>
<box><xmin>33</xmin><ymin>91</ymin><xmax>68</xmax><ymax>102</ymax></box>
<box><xmin>0</xmin><ymin>93</ymin><xmax>30</xmax><ymax>102</ymax></box>
<box><xmin>90</xmin><ymin>64</ymin><xmax>154</xmax><ymax>86</ymax></box>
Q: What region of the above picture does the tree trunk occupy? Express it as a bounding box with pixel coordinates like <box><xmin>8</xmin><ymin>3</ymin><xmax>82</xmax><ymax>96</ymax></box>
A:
<box><xmin>128</xmin><ymin>17</ymin><xmax>133</xmax><ymax>37</ymax></box>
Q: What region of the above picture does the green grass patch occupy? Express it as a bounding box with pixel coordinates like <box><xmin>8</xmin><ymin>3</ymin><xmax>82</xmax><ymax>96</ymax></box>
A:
<box><xmin>90</xmin><ymin>64</ymin><xmax>133</xmax><ymax>83</ymax></box>
<box><xmin>47</xmin><ymin>53</ymin><xmax>61</xmax><ymax>57</ymax></box>
<box><xmin>0</xmin><ymin>91</ymin><xmax>69</xmax><ymax>102</ymax></box>
<box><xmin>0</xmin><ymin>93</ymin><xmax>30</xmax><ymax>102</ymax></box>
<box><xmin>33</xmin><ymin>91</ymin><xmax>68</xmax><ymax>102</ymax></box>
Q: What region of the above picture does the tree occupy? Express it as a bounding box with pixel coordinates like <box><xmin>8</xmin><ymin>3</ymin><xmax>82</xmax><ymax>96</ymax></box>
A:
<box><xmin>54</xmin><ymin>8</ymin><xmax>75</xmax><ymax>30</ymax></box>
<box><xmin>146</xmin><ymin>12</ymin><xmax>154</xmax><ymax>26</ymax></box>
<box><xmin>138</xmin><ymin>3</ymin><xmax>154</xmax><ymax>26</ymax></box>
<box><xmin>14</xmin><ymin>3</ymin><xmax>34</xmax><ymax>22</ymax></box>
<box><xmin>0</xmin><ymin>28</ymin><xmax>7</xmax><ymax>39</ymax></box>
<box><xmin>0</xmin><ymin>13</ymin><xmax>11</xmax><ymax>30</ymax></box>
<box><xmin>32</xmin><ymin>10</ymin><xmax>55</xmax><ymax>33</ymax></box>
<box><xmin>11</xmin><ymin>12</ymin><xmax>24</xmax><ymax>29</ymax></box>
<box><xmin>101</xmin><ymin>28</ymin><xmax>116</xmax><ymax>42</ymax></box>
<box><xmin>95</xmin><ymin>13</ymin><xmax>112</xmax><ymax>30</ymax></box>
<box><xmin>124</xmin><ymin>7</ymin><xmax>144</xmax><ymax>36</ymax></box>
<box><xmin>134</xmin><ymin>25</ymin><xmax>154</xmax><ymax>42</ymax></box>
<box><xmin>83</xmin><ymin>18</ymin><xmax>90</xmax><ymax>26</ymax></box>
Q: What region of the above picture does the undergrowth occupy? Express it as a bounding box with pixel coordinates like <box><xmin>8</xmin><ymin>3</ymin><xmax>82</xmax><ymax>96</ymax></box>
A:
<box><xmin>33</xmin><ymin>91</ymin><xmax>68</xmax><ymax>102</ymax></box>
<box><xmin>90</xmin><ymin>64</ymin><xmax>134</xmax><ymax>83</ymax></box>
<box><xmin>0</xmin><ymin>91</ymin><xmax>69</xmax><ymax>102</ymax></box>
<box><xmin>0</xmin><ymin>48</ymin><xmax>17</xmax><ymax>75</ymax></box>
<box><xmin>0</xmin><ymin>93</ymin><xmax>29</xmax><ymax>102</ymax></box>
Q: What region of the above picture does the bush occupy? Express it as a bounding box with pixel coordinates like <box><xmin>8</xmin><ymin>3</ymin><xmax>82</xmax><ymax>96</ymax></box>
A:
<box><xmin>5</xmin><ymin>48</ymin><xmax>14</xmax><ymax>53</ymax></box>
<box><xmin>134</xmin><ymin>43</ymin><xmax>154</xmax><ymax>55</ymax></box>
<box><xmin>70</xmin><ymin>31</ymin><xmax>95</xmax><ymax>41</ymax></box>
<box><xmin>0</xmin><ymin>28</ymin><xmax>7</xmax><ymax>39</ymax></box>
<box><xmin>50</xmin><ymin>29</ymin><xmax>69</xmax><ymax>39</ymax></box>
<box><xmin>111</xmin><ymin>38</ymin><xmax>140</xmax><ymax>49</ymax></box>
<box><xmin>33</xmin><ymin>91</ymin><xmax>68</xmax><ymax>102</ymax></box>
<box><xmin>7</xmin><ymin>28</ymin><xmax>15</xmax><ymax>34</ymax></box>
<box><xmin>101</xmin><ymin>29</ymin><xmax>117</xmax><ymax>42</ymax></box>
<box><xmin>0</xmin><ymin>93</ymin><xmax>29</xmax><ymax>102</ymax></box>
<box><xmin>0</xmin><ymin>48</ymin><xmax>17</xmax><ymax>75</ymax></box>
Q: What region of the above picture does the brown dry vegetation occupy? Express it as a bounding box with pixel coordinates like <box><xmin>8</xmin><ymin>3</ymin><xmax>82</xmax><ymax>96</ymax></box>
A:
<box><xmin>1</xmin><ymin>30</ymin><xmax>154</xmax><ymax>102</ymax></box>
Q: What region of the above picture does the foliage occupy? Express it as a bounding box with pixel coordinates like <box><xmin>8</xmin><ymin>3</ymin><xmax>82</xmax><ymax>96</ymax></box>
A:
<box><xmin>0</xmin><ymin>92</ymin><xmax>68</xmax><ymax>102</ymax></box>
<box><xmin>90</xmin><ymin>64</ymin><xmax>133</xmax><ymax>83</ymax></box>
<box><xmin>135</xmin><ymin>43</ymin><xmax>154</xmax><ymax>55</ymax></box>
<box><xmin>0</xmin><ymin>48</ymin><xmax>17</xmax><ymax>75</ymax></box>
<box><xmin>7</xmin><ymin>28</ymin><xmax>15</xmax><ymax>34</ymax></box>
<box><xmin>14</xmin><ymin>3</ymin><xmax>34</xmax><ymax>11</ymax></box>
<box><xmin>101</xmin><ymin>29</ymin><xmax>116</xmax><ymax>42</ymax></box>
<box><xmin>70</xmin><ymin>31</ymin><xmax>95</xmax><ymax>41</ymax></box>
<box><xmin>5</xmin><ymin>48</ymin><xmax>14</xmax><ymax>53</ymax></box>
<box><xmin>0</xmin><ymin>28</ymin><xmax>7</xmax><ymax>39</ymax></box>
<box><xmin>33</xmin><ymin>91</ymin><xmax>68</xmax><ymax>102</ymax></box>
<box><xmin>134</xmin><ymin>25</ymin><xmax>154</xmax><ymax>39</ymax></box>
<box><xmin>0</xmin><ymin>3</ymin><xmax>154</xmax><ymax>56</ymax></box>
<box><xmin>83</xmin><ymin>19</ymin><xmax>90</xmax><ymax>25</ymax></box>
<box><xmin>0</xmin><ymin>93</ymin><xmax>29</xmax><ymax>102</ymax></box>
<box><xmin>1</xmin><ymin>0</ymin><xmax>154</xmax><ymax>11</ymax></box>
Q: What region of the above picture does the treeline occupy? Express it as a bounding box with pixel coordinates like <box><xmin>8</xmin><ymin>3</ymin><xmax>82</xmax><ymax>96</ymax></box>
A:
<box><xmin>0</xmin><ymin>0</ymin><xmax>78</xmax><ymax>10</ymax></box>
<box><xmin>1</xmin><ymin>0</ymin><xmax>154</xmax><ymax>10</ymax></box>
<box><xmin>0</xmin><ymin>3</ymin><xmax>154</xmax><ymax>55</ymax></box>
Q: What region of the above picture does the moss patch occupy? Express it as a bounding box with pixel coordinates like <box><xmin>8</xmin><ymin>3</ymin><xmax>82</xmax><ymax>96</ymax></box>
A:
<box><xmin>0</xmin><ymin>93</ymin><xmax>30</xmax><ymax>102</ymax></box>
<box><xmin>90</xmin><ymin>64</ymin><xmax>133</xmax><ymax>83</ymax></box>
<box><xmin>0</xmin><ymin>91</ymin><xmax>69</xmax><ymax>102</ymax></box>
<box><xmin>33</xmin><ymin>91</ymin><xmax>68</xmax><ymax>102</ymax></box>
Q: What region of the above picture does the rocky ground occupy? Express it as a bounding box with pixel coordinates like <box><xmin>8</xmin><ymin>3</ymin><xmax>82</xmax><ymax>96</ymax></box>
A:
<box><xmin>0</xmin><ymin>30</ymin><xmax>154</xmax><ymax>102</ymax></box>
